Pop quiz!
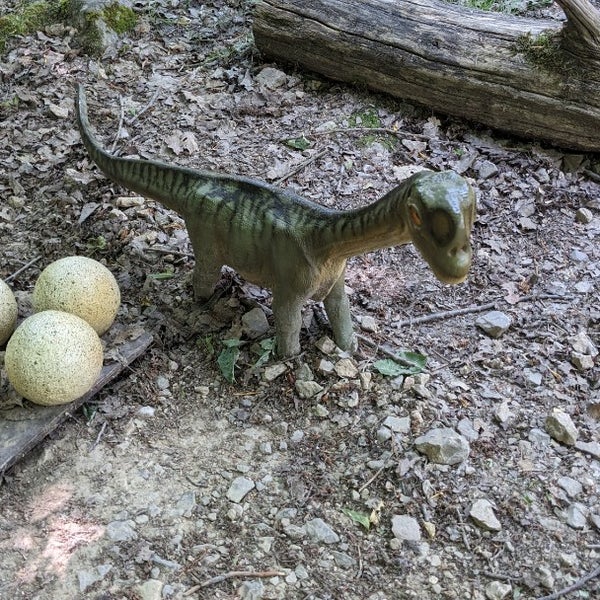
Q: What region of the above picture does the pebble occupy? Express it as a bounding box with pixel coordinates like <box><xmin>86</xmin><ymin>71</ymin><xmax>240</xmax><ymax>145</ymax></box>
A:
<box><xmin>317</xmin><ymin>358</ymin><xmax>335</xmax><ymax>375</ymax></box>
<box><xmin>263</xmin><ymin>363</ymin><xmax>287</xmax><ymax>381</ymax></box>
<box><xmin>78</xmin><ymin>565</ymin><xmax>112</xmax><ymax>592</ymax></box>
<box><xmin>106</xmin><ymin>520</ymin><xmax>137</xmax><ymax>542</ymax></box>
<box><xmin>391</xmin><ymin>514</ymin><xmax>421</xmax><ymax>541</ymax></box>
<box><xmin>528</xmin><ymin>428</ymin><xmax>551</xmax><ymax>446</ymax></box>
<box><xmin>557</xmin><ymin>476</ymin><xmax>583</xmax><ymax>497</ymax></box>
<box><xmin>227</xmin><ymin>477</ymin><xmax>255</xmax><ymax>503</ymax></box>
<box><xmin>575</xmin><ymin>207</ymin><xmax>593</xmax><ymax>223</ymax></box>
<box><xmin>255</xmin><ymin>66</ymin><xmax>288</xmax><ymax>90</ymax></box>
<box><xmin>414</xmin><ymin>428</ymin><xmax>470</xmax><ymax>465</ymax></box>
<box><xmin>565</xmin><ymin>503</ymin><xmax>587</xmax><ymax>529</ymax></box>
<box><xmin>334</xmin><ymin>358</ymin><xmax>358</xmax><ymax>379</ymax></box>
<box><xmin>156</xmin><ymin>375</ymin><xmax>170</xmax><ymax>391</ymax></box>
<box><xmin>137</xmin><ymin>406</ymin><xmax>156</xmax><ymax>418</ymax></box>
<box><xmin>135</xmin><ymin>579</ymin><xmax>163</xmax><ymax>600</ymax></box>
<box><xmin>485</xmin><ymin>581</ymin><xmax>512</xmax><ymax>600</ymax></box>
<box><xmin>494</xmin><ymin>401</ymin><xmax>511</xmax><ymax>424</ymax></box>
<box><xmin>295</xmin><ymin>380</ymin><xmax>324</xmax><ymax>398</ymax></box>
<box><xmin>475</xmin><ymin>311</ymin><xmax>512</xmax><ymax>338</ymax></box>
<box><xmin>241</xmin><ymin>307</ymin><xmax>270</xmax><ymax>338</ymax></box>
<box><xmin>569</xmin><ymin>331</ymin><xmax>598</xmax><ymax>356</ymax></box>
<box><xmin>237</xmin><ymin>579</ymin><xmax>265</xmax><ymax>600</ymax></box>
<box><xmin>575</xmin><ymin>440</ymin><xmax>600</xmax><ymax>459</ymax></box>
<box><xmin>477</xmin><ymin>160</ymin><xmax>499</xmax><ymax>180</ymax></box>
<box><xmin>571</xmin><ymin>352</ymin><xmax>595</xmax><ymax>370</ymax></box>
<box><xmin>457</xmin><ymin>418</ymin><xmax>479</xmax><ymax>442</ymax></box>
<box><xmin>383</xmin><ymin>416</ymin><xmax>411</xmax><ymax>433</ymax></box>
<box><xmin>469</xmin><ymin>499</ymin><xmax>502</xmax><ymax>531</ymax></box>
<box><xmin>545</xmin><ymin>409</ymin><xmax>578</xmax><ymax>445</ymax></box>
<box><xmin>523</xmin><ymin>369</ymin><xmax>542</xmax><ymax>386</ymax></box>
<box><xmin>315</xmin><ymin>335</ymin><xmax>337</xmax><ymax>354</ymax></box>
<box><xmin>304</xmin><ymin>518</ymin><xmax>340</xmax><ymax>544</ymax></box>
<box><xmin>359</xmin><ymin>315</ymin><xmax>378</xmax><ymax>332</ymax></box>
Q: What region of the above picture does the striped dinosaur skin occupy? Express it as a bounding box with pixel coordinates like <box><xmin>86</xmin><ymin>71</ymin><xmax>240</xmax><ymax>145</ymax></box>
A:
<box><xmin>75</xmin><ymin>84</ymin><xmax>476</xmax><ymax>356</ymax></box>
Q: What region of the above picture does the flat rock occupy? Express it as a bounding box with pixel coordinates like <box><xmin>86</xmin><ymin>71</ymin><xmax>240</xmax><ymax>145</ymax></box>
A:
<box><xmin>304</xmin><ymin>517</ymin><xmax>340</xmax><ymax>544</ymax></box>
<box><xmin>227</xmin><ymin>476</ymin><xmax>255</xmax><ymax>503</ymax></box>
<box><xmin>255</xmin><ymin>66</ymin><xmax>288</xmax><ymax>90</ymax></box>
<box><xmin>415</xmin><ymin>428</ymin><xmax>470</xmax><ymax>465</ymax></box>
<box><xmin>334</xmin><ymin>358</ymin><xmax>358</xmax><ymax>378</ymax></box>
<box><xmin>575</xmin><ymin>440</ymin><xmax>600</xmax><ymax>459</ymax></box>
<box><xmin>241</xmin><ymin>307</ymin><xmax>270</xmax><ymax>338</ymax></box>
<box><xmin>575</xmin><ymin>207</ymin><xmax>594</xmax><ymax>224</ymax></box>
<box><xmin>106</xmin><ymin>520</ymin><xmax>137</xmax><ymax>542</ymax></box>
<box><xmin>475</xmin><ymin>311</ymin><xmax>512</xmax><ymax>338</ymax></box>
<box><xmin>545</xmin><ymin>409</ymin><xmax>578</xmax><ymax>445</ymax></box>
<box><xmin>263</xmin><ymin>363</ymin><xmax>287</xmax><ymax>382</ymax></box>
<box><xmin>383</xmin><ymin>415</ymin><xmax>411</xmax><ymax>433</ymax></box>
<box><xmin>565</xmin><ymin>503</ymin><xmax>587</xmax><ymax>529</ymax></box>
<box><xmin>557</xmin><ymin>476</ymin><xmax>583</xmax><ymax>498</ymax></box>
<box><xmin>295</xmin><ymin>380</ymin><xmax>323</xmax><ymax>398</ymax></box>
<box><xmin>569</xmin><ymin>331</ymin><xmax>598</xmax><ymax>356</ymax></box>
<box><xmin>469</xmin><ymin>499</ymin><xmax>502</xmax><ymax>531</ymax></box>
<box><xmin>135</xmin><ymin>579</ymin><xmax>163</xmax><ymax>600</ymax></box>
<box><xmin>485</xmin><ymin>580</ymin><xmax>512</xmax><ymax>600</ymax></box>
<box><xmin>238</xmin><ymin>579</ymin><xmax>265</xmax><ymax>600</ymax></box>
<box><xmin>391</xmin><ymin>514</ymin><xmax>421</xmax><ymax>541</ymax></box>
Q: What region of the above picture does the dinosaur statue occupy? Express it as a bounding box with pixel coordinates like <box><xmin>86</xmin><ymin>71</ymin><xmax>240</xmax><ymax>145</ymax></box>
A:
<box><xmin>75</xmin><ymin>84</ymin><xmax>476</xmax><ymax>357</ymax></box>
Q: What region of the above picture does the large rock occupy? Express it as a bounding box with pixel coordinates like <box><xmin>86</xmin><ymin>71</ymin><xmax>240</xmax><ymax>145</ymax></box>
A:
<box><xmin>415</xmin><ymin>428</ymin><xmax>470</xmax><ymax>465</ymax></box>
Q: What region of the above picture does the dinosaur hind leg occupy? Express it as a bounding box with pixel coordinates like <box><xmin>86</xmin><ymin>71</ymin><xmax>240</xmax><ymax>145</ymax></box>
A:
<box><xmin>323</xmin><ymin>269</ymin><xmax>357</xmax><ymax>352</ymax></box>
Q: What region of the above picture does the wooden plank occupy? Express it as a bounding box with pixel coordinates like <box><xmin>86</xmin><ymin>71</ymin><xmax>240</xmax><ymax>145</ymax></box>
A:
<box><xmin>253</xmin><ymin>0</ymin><xmax>600</xmax><ymax>151</ymax></box>
<box><xmin>0</xmin><ymin>331</ymin><xmax>153</xmax><ymax>475</ymax></box>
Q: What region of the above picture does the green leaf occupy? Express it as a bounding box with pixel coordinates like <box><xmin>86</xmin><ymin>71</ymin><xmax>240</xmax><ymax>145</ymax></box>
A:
<box><xmin>285</xmin><ymin>135</ymin><xmax>311</xmax><ymax>150</ymax></box>
<box><xmin>252</xmin><ymin>337</ymin><xmax>275</xmax><ymax>370</ymax></box>
<box><xmin>342</xmin><ymin>508</ymin><xmax>371</xmax><ymax>530</ymax></box>
<box><xmin>373</xmin><ymin>351</ymin><xmax>426</xmax><ymax>377</ymax></box>
<box><xmin>217</xmin><ymin>338</ymin><xmax>242</xmax><ymax>383</ymax></box>
<box><xmin>148</xmin><ymin>271</ymin><xmax>175</xmax><ymax>280</ymax></box>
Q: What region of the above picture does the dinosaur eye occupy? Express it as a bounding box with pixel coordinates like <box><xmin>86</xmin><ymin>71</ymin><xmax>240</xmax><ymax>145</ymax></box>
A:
<box><xmin>409</xmin><ymin>205</ymin><xmax>422</xmax><ymax>227</ymax></box>
<box><xmin>430</xmin><ymin>210</ymin><xmax>455</xmax><ymax>246</ymax></box>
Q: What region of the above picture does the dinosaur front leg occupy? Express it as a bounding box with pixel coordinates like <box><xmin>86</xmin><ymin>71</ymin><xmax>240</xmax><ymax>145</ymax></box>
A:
<box><xmin>272</xmin><ymin>288</ymin><xmax>305</xmax><ymax>357</ymax></box>
<box><xmin>323</xmin><ymin>269</ymin><xmax>357</xmax><ymax>352</ymax></box>
<box><xmin>192</xmin><ymin>260</ymin><xmax>222</xmax><ymax>300</ymax></box>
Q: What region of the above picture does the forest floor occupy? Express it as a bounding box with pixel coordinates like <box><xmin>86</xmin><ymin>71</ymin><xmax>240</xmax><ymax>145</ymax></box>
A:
<box><xmin>0</xmin><ymin>1</ymin><xmax>599</xmax><ymax>599</ymax></box>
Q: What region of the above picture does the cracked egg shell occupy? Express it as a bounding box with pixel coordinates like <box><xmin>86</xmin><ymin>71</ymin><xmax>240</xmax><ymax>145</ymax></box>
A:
<box><xmin>0</xmin><ymin>278</ymin><xmax>18</xmax><ymax>346</ymax></box>
<box><xmin>33</xmin><ymin>256</ymin><xmax>120</xmax><ymax>335</ymax></box>
<box><xmin>5</xmin><ymin>310</ymin><xmax>103</xmax><ymax>406</ymax></box>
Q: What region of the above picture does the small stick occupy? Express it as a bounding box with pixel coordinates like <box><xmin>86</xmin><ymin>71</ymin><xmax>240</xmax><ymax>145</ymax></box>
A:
<box><xmin>455</xmin><ymin>506</ymin><xmax>471</xmax><ymax>552</ymax></box>
<box><xmin>5</xmin><ymin>255</ymin><xmax>43</xmax><ymax>282</ymax></box>
<box><xmin>275</xmin><ymin>148</ymin><xmax>328</xmax><ymax>184</ymax></box>
<box><xmin>308</xmin><ymin>126</ymin><xmax>430</xmax><ymax>141</ymax></box>
<box><xmin>88</xmin><ymin>421</ymin><xmax>107</xmax><ymax>452</ymax></box>
<box><xmin>126</xmin><ymin>89</ymin><xmax>160</xmax><ymax>126</ymax></box>
<box><xmin>358</xmin><ymin>463</ymin><xmax>386</xmax><ymax>493</ymax></box>
<box><xmin>535</xmin><ymin>564</ymin><xmax>600</xmax><ymax>600</ymax></box>
<box><xmin>184</xmin><ymin>570</ymin><xmax>285</xmax><ymax>595</ymax></box>
<box><xmin>110</xmin><ymin>95</ymin><xmax>126</xmax><ymax>154</ymax></box>
<box><xmin>146</xmin><ymin>247</ymin><xmax>194</xmax><ymax>258</ymax></box>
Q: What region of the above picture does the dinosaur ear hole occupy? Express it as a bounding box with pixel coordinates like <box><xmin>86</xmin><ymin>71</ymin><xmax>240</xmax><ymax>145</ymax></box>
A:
<box><xmin>409</xmin><ymin>205</ymin><xmax>422</xmax><ymax>227</ymax></box>
<box><xmin>431</xmin><ymin>210</ymin><xmax>455</xmax><ymax>246</ymax></box>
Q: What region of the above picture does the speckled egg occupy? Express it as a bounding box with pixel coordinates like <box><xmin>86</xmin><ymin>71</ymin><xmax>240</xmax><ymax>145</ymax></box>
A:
<box><xmin>33</xmin><ymin>256</ymin><xmax>120</xmax><ymax>335</ymax></box>
<box><xmin>0</xmin><ymin>278</ymin><xmax>18</xmax><ymax>346</ymax></box>
<box><xmin>5</xmin><ymin>310</ymin><xmax>104</xmax><ymax>406</ymax></box>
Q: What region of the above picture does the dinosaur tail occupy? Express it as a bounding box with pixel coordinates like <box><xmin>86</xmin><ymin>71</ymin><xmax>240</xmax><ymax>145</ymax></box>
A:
<box><xmin>75</xmin><ymin>83</ymin><xmax>211</xmax><ymax>215</ymax></box>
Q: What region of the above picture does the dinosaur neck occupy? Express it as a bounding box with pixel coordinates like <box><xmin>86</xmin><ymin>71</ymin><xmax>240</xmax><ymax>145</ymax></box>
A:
<box><xmin>318</xmin><ymin>185</ymin><xmax>412</xmax><ymax>260</ymax></box>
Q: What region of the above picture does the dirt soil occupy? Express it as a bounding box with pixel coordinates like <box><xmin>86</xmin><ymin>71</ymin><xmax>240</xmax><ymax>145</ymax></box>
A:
<box><xmin>1</xmin><ymin>1</ymin><xmax>600</xmax><ymax>599</ymax></box>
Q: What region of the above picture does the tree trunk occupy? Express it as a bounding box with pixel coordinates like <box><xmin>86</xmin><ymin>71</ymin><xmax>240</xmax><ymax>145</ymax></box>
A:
<box><xmin>253</xmin><ymin>0</ymin><xmax>600</xmax><ymax>151</ymax></box>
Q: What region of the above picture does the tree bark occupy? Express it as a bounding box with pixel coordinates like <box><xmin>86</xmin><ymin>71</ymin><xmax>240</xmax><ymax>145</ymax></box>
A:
<box><xmin>253</xmin><ymin>0</ymin><xmax>600</xmax><ymax>151</ymax></box>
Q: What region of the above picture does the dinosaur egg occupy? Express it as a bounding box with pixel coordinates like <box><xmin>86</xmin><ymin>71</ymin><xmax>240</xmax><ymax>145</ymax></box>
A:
<box><xmin>0</xmin><ymin>278</ymin><xmax>18</xmax><ymax>346</ymax></box>
<box><xmin>5</xmin><ymin>310</ymin><xmax>103</xmax><ymax>406</ymax></box>
<box><xmin>33</xmin><ymin>256</ymin><xmax>120</xmax><ymax>335</ymax></box>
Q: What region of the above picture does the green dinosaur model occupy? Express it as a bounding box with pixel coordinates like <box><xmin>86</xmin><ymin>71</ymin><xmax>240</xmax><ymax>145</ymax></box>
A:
<box><xmin>75</xmin><ymin>84</ymin><xmax>476</xmax><ymax>357</ymax></box>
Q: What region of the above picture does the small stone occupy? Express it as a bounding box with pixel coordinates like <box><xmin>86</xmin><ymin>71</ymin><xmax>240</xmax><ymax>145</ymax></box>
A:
<box><xmin>557</xmin><ymin>476</ymin><xmax>583</xmax><ymax>498</ymax></box>
<box><xmin>227</xmin><ymin>477</ymin><xmax>255</xmax><ymax>503</ymax></box>
<box><xmin>334</xmin><ymin>357</ymin><xmax>359</xmax><ymax>378</ymax></box>
<box><xmin>137</xmin><ymin>406</ymin><xmax>156</xmax><ymax>418</ymax></box>
<box><xmin>263</xmin><ymin>363</ymin><xmax>287</xmax><ymax>382</ymax></box>
<box><xmin>359</xmin><ymin>315</ymin><xmax>378</xmax><ymax>332</ymax></box>
<box><xmin>290</xmin><ymin>430</ymin><xmax>304</xmax><ymax>443</ymax></box>
<box><xmin>470</xmin><ymin>499</ymin><xmax>502</xmax><ymax>531</ymax></box>
<box><xmin>575</xmin><ymin>440</ymin><xmax>600</xmax><ymax>459</ymax></box>
<box><xmin>315</xmin><ymin>335</ymin><xmax>337</xmax><ymax>354</ymax></box>
<box><xmin>376</xmin><ymin>427</ymin><xmax>392</xmax><ymax>443</ymax></box>
<box><xmin>477</xmin><ymin>160</ymin><xmax>499</xmax><ymax>179</ymax></box>
<box><xmin>255</xmin><ymin>67</ymin><xmax>288</xmax><ymax>90</ymax></box>
<box><xmin>415</xmin><ymin>428</ymin><xmax>470</xmax><ymax>465</ymax></box>
<box><xmin>359</xmin><ymin>371</ymin><xmax>372</xmax><ymax>391</ymax></box>
<box><xmin>296</xmin><ymin>363</ymin><xmax>313</xmax><ymax>381</ymax></box>
<box><xmin>241</xmin><ymin>308</ymin><xmax>270</xmax><ymax>339</ymax></box>
<box><xmin>330</xmin><ymin>551</ymin><xmax>356</xmax><ymax>569</ymax></box>
<box><xmin>494</xmin><ymin>401</ymin><xmax>511</xmax><ymax>424</ymax></box>
<box><xmin>135</xmin><ymin>579</ymin><xmax>163</xmax><ymax>600</ymax></box>
<box><xmin>317</xmin><ymin>358</ymin><xmax>335</xmax><ymax>375</ymax></box>
<box><xmin>528</xmin><ymin>428</ymin><xmax>551</xmax><ymax>446</ymax></box>
<box><xmin>570</xmin><ymin>249</ymin><xmax>588</xmax><ymax>262</ymax></box>
<box><xmin>295</xmin><ymin>380</ymin><xmax>324</xmax><ymax>399</ymax></box>
<box><xmin>571</xmin><ymin>352</ymin><xmax>595</xmax><ymax>370</ymax></box>
<box><xmin>485</xmin><ymin>581</ymin><xmax>512</xmax><ymax>600</ymax></box>
<box><xmin>175</xmin><ymin>491</ymin><xmax>196</xmax><ymax>518</ymax></box>
<box><xmin>156</xmin><ymin>375</ymin><xmax>170</xmax><ymax>390</ymax></box>
<box><xmin>238</xmin><ymin>579</ymin><xmax>265</xmax><ymax>600</ymax></box>
<box><xmin>106</xmin><ymin>520</ymin><xmax>137</xmax><ymax>542</ymax></box>
<box><xmin>457</xmin><ymin>418</ymin><xmax>479</xmax><ymax>442</ymax></box>
<box><xmin>476</xmin><ymin>311</ymin><xmax>512</xmax><ymax>338</ymax></box>
<box><xmin>565</xmin><ymin>503</ymin><xmax>587</xmax><ymax>529</ymax></box>
<box><xmin>575</xmin><ymin>207</ymin><xmax>593</xmax><ymax>224</ymax></box>
<box><xmin>569</xmin><ymin>331</ymin><xmax>598</xmax><ymax>356</ymax></box>
<box><xmin>391</xmin><ymin>514</ymin><xmax>421</xmax><ymax>541</ymax></box>
<box><xmin>383</xmin><ymin>416</ymin><xmax>411</xmax><ymax>433</ymax></box>
<box><xmin>314</xmin><ymin>404</ymin><xmax>329</xmax><ymax>418</ymax></box>
<box><xmin>545</xmin><ymin>409</ymin><xmax>578</xmax><ymax>445</ymax></box>
<box><xmin>304</xmin><ymin>518</ymin><xmax>340</xmax><ymax>544</ymax></box>
<box><xmin>523</xmin><ymin>369</ymin><xmax>543</xmax><ymax>386</ymax></box>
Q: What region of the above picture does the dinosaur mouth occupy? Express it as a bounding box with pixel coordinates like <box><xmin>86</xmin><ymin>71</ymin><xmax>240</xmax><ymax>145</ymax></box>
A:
<box><xmin>429</xmin><ymin>246</ymin><xmax>472</xmax><ymax>284</ymax></box>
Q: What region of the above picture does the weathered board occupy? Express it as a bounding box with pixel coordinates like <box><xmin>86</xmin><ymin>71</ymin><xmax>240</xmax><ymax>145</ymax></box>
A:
<box><xmin>0</xmin><ymin>330</ymin><xmax>153</xmax><ymax>475</ymax></box>
<box><xmin>253</xmin><ymin>0</ymin><xmax>600</xmax><ymax>151</ymax></box>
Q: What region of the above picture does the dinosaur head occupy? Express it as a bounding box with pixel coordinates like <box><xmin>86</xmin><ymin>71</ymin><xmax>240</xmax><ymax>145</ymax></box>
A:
<box><xmin>405</xmin><ymin>170</ymin><xmax>476</xmax><ymax>284</ymax></box>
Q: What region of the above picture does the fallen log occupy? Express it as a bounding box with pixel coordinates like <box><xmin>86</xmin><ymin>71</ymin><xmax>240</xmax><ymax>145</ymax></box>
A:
<box><xmin>253</xmin><ymin>0</ymin><xmax>600</xmax><ymax>151</ymax></box>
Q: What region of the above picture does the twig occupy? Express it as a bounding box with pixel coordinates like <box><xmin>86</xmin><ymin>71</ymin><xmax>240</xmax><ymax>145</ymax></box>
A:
<box><xmin>183</xmin><ymin>570</ymin><xmax>285</xmax><ymax>595</ymax></box>
<box><xmin>358</xmin><ymin>463</ymin><xmax>386</xmax><ymax>493</ymax></box>
<box><xmin>88</xmin><ymin>421</ymin><xmax>107</xmax><ymax>452</ymax></box>
<box><xmin>110</xmin><ymin>94</ymin><xmax>126</xmax><ymax>154</ymax></box>
<box><xmin>309</xmin><ymin>126</ymin><xmax>430</xmax><ymax>141</ymax></box>
<box><xmin>455</xmin><ymin>506</ymin><xmax>471</xmax><ymax>552</ymax></box>
<box><xmin>146</xmin><ymin>247</ymin><xmax>194</xmax><ymax>258</ymax></box>
<box><xmin>395</xmin><ymin>293</ymin><xmax>568</xmax><ymax>328</ymax></box>
<box><xmin>274</xmin><ymin>148</ymin><xmax>328</xmax><ymax>184</ymax></box>
<box><xmin>126</xmin><ymin>89</ymin><xmax>160</xmax><ymax>126</ymax></box>
<box><xmin>5</xmin><ymin>255</ymin><xmax>43</xmax><ymax>282</ymax></box>
<box><xmin>535</xmin><ymin>564</ymin><xmax>600</xmax><ymax>600</ymax></box>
